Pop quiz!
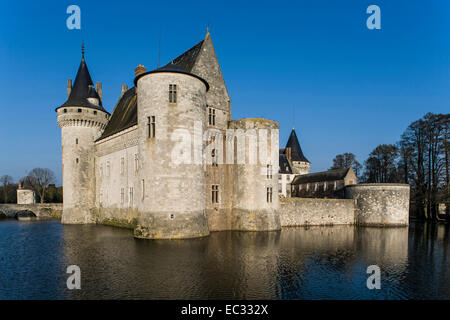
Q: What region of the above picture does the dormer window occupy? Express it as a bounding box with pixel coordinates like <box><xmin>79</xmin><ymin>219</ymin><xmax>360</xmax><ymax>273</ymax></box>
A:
<box><xmin>169</xmin><ymin>84</ymin><xmax>177</xmax><ymax>103</ymax></box>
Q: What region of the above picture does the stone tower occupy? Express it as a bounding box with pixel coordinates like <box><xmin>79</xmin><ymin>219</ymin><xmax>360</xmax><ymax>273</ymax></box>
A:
<box><xmin>56</xmin><ymin>46</ymin><xmax>109</xmax><ymax>224</ymax></box>
<box><xmin>284</xmin><ymin>128</ymin><xmax>310</xmax><ymax>174</ymax></box>
<box><xmin>133</xmin><ymin>63</ymin><xmax>210</xmax><ymax>239</ymax></box>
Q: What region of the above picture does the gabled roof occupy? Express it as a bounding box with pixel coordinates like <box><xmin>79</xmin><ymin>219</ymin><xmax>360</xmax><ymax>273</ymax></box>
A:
<box><xmin>97</xmin><ymin>87</ymin><xmax>137</xmax><ymax>141</ymax></box>
<box><xmin>285</xmin><ymin>129</ymin><xmax>309</xmax><ymax>163</ymax></box>
<box><xmin>171</xmin><ymin>40</ymin><xmax>204</xmax><ymax>72</ymax></box>
<box><xmin>291</xmin><ymin>167</ymin><xmax>352</xmax><ymax>185</ymax></box>
<box><xmin>279</xmin><ymin>152</ymin><xmax>293</xmax><ymax>174</ymax></box>
<box><xmin>60</xmin><ymin>53</ymin><xmax>107</xmax><ymax>112</ymax></box>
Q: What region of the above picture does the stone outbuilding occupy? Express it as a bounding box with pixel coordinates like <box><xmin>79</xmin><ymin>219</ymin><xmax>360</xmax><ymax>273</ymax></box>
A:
<box><xmin>291</xmin><ymin>167</ymin><xmax>357</xmax><ymax>198</ymax></box>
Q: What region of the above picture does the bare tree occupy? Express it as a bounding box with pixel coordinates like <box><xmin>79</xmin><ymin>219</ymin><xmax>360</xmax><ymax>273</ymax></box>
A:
<box><xmin>24</xmin><ymin>168</ymin><xmax>56</xmax><ymax>204</ymax></box>
<box><xmin>0</xmin><ymin>175</ymin><xmax>13</xmax><ymax>203</ymax></box>
<box><xmin>330</xmin><ymin>153</ymin><xmax>362</xmax><ymax>179</ymax></box>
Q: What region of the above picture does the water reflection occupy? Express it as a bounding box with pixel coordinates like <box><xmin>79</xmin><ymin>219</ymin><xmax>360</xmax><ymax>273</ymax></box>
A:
<box><xmin>0</xmin><ymin>220</ymin><xmax>448</xmax><ymax>299</ymax></box>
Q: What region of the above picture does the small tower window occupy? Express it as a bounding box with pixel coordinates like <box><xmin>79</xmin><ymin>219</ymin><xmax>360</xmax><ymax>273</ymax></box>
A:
<box><xmin>211</xmin><ymin>185</ymin><xmax>219</xmax><ymax>204</ymax></box>
<box><xmin>266</xmin><ymin>187</ymin><xmax>273</xmax><ymax>203</ymax></box>
<box><xmin>75</xmin><ymin>138</ymin><xmax>78</xmax><ymax>145</ymax></box>
<box><xmin>141</xmin><ymin>179</ymin><xmax>145</xmax><ymax>201</ymax></box>
<box><xmin>129</xmin><ymin>187</ymin><xmax>134</xmax><ymax>207</ymax></box>
<box><xmin>211</xmin><ymin>149</ymin><xmax>218</xmax><ymax>167</ymax></box>
<box><xmin>78</xmin><ymin>108</ymin><xmax>82</xmax><ymax>113</ymax></box>
<box><xmin>267</xmin><ymin>164</ymin><xmax>273</xmax><ymax>179</ymax></box>
<box><xmin>134</xmin><ymin>154</ymin><xmax>139</xmax><ymax>174</ymax></box>
<box><xmin>208</xmin><ymin>107</ymin><xmax>216</xmax><ymax>126</ymax></box>
<box><xmin>148</xmin><ymin>116</ymin><xmax>156</xmax><ymax>138</ymax></box>
<box><xmin>63</xmin><ymin>109</ymin><xmax>67</xmax><ymax>113</ymax></box>
<box><xmin>93</xmin><ymin>111</ymin><xmax>97</xmax><ymax>115</ymax></box>
<box><xmin>169</xmin><ymin>84</ymin><xmax>177</xmax><ymax>103</ymax></box>
<box><xmin>120</xmin><ymin>157</ymin><xmax>125</xmax><ymax>175</ymax></box>
<box><xmin>76</xmin><ymin>158</ymin><xmax>79</xmax><ymax>164</ymax></box>
<box><xmin>120</xmin><ymin>188</ymin><xmax>125</xmax><ymax>204</ymax></box>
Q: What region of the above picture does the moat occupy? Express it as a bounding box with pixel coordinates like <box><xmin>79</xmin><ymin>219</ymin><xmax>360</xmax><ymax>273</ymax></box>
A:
<box><xmin>0</xmin><ymin>220</ymin><xmax>448</xmax><ymax>299</ymax></box>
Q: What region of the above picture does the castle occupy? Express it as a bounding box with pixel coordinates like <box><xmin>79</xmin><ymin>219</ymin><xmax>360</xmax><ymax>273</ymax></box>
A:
<box><xmin>56</xmin><ymin>31</ymin><xmax>281</xmax><ymax>239</ymax></box>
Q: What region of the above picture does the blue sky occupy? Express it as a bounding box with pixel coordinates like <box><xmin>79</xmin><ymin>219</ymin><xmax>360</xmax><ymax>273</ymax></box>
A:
<box><xmin>0</xmin><ymin>0</ymin><xmax>448</xmax><ymax>185</ymax></box>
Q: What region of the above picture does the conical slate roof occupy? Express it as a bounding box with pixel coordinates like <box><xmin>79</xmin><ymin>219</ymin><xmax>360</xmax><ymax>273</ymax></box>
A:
<box><xmin>285</xmin><ymin>129</ymin><xmax>310</xmax><ymax>163</ymax></box>
<box><xmin>60</xmin><ymin>52</ymin><xmax>107</xmax><ymax>112</ymax></box>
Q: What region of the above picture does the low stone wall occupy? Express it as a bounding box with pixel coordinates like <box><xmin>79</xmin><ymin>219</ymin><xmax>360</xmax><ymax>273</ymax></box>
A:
<box><xmin>0</xmin><ymin>203</ymin><xmax>63</xmax><ymax>219</ymax></box>
<box><xmin>279</xmin><ymin>198</ymin><xmax>355</xmax><ymax>227</ymax></box>
<box><xmin>344</xmin><ymin>183</ymin><xmax>410</xmax><ymax>226</ymax></box>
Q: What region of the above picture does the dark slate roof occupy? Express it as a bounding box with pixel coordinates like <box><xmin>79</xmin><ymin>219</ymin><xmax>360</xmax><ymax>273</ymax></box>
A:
<box><xmin>291</xmin><ymin>168</ymin><xmax>351</xmax><ymax>185</ymax></box>
<box><xmin>171</xmin><ymin>40</ymin><xmax>204</xmax><ymax>72</ymax></box>
<box><xmin>279</xmin><ymin>153</ymin><xmax>293</xmax><ymax>174</ymax></box>
<box><xmin>59</xmin><ymin>55</ymin><xmax>107</xmax><ymax>112</ymax></box>
<box><xmin>134</xmin><ymin>61</ymin><xmax>209</xmax><ymax>91</ymax></box>
<box><xmin>97</xmin><ymin>87</ymin><xmax>137</xmax><ymax>141</ymax></box>
<box><xmin>285</xmin><ymin>129</ymin><xmax>309</xmax><ymax>163</ymax></box>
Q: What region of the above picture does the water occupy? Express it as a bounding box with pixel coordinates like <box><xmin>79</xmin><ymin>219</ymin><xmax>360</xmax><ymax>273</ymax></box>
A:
<box><xmin>0</xmin><ymin>220</ymin><xmax>448</xmax><ymax>299</ymax></box>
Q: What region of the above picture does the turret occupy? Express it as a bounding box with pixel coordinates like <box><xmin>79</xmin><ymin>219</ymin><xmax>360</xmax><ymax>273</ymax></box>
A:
<box><xmin>285</xmin><ymin>128</ymin><xmax>310</xmax><ymax>174</ymax></box>
<box><xmin>56</xmin><ymin>44</ymin><xmax>110</xmax><ymax>224</ymax></box>
<box><xmin>133</xmin><ymin>62</ymin><xmax>210</xmax><ymax>239</ymax></box>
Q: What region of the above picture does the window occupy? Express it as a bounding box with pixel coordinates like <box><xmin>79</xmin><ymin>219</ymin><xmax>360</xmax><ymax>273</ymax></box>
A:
<box><xmin>278</xmin><ymin>183</ymin><xmax>282</xmax><ymax>193</ymax></box>
<box><xmin>266</xmin><ymin>187</ymin><xmax>273</xmax><ymax>203</ymax></box>
<box><xmin>278</xmin><ymin>174</ymin><xmax>282</xmax><ymax>180</ymax></box>
<box><xmin>78</xmin><ymin>108</ymin><xmax>82</xmax><ymax>113</ymax></box>
<box><xmin>134</xmin><ymin>154</ymin><xmax>139</xmax><ymax>174</ymax></box>
<box><xmin>129</xmin><ymin>187</ymin><xmax>134</xmax><ymax>207</ymax></box>
<box><xmin>121</xmin><ymin>188</ymin><xmax>125</xmax><ymax>204</ymax></box>
<box><xmin>211</xmin><ymin>185</ymin><xmax>219</xmax><ymax>204</ymax></box>
<box><xmin>169</xmin><ymin>84</ymin><xmax>177</xmax><ymax>103</ymax></box>
<box><xmin>120</xmin><ymin>157</ymin><xmax>125</xmax><ymax>175</ymax></box>
<box><xmin>76</xmin><ymin>158</ymin><xmax>79</xmax><ymax>164</ymax></box>
<box><xmin>267</xmin><ymin>164</ymin><xmax>272</xmax><ymax>179</ymax></box>
<box><xmin>141</xmin><ymin>179</ymin><xmax>145</xmax><ymax>200</ymax></box>
<box><xmin>75</xmin><ymin>138</ymin><xmax>78</xmax><ymax>145</ymax></box>
<box><xmin>211</xmin><ymin>149</ymin><xmax>218</xmax><ymax>167</ymax></box>
<box><xmin>208</xmin><ymin>107</ymin><xmax>216</xmax><ymax>126</ymax></box>
<box><xmin>93</xmin><ymin>111</ymin><xmax>97</xmax><ymax>115</ymax></box>
<box><xmin>148</xmin><ymin>116</ymin><xmax>155</xmax><ymax>138</ymax></box>
<box><xmin>63</xmin><ymin>109</ymin><xmax>67</xmax><ymax>113</ymax></box>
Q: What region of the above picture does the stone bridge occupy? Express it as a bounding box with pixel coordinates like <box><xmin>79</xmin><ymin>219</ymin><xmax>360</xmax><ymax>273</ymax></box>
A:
<box><xmin>0</xmin><ymin>203</ymin><xmax>63</xmax><ymax>219</ymax></box>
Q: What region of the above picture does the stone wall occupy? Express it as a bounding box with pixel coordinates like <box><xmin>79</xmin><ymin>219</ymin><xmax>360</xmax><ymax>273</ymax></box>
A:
<box><xmin>344</xmin><ymin>183</ymin><xmax>410</xmax><ymax>226</ymax></box>
<box><xmin>0</xmin><ymin>203</ymin><xmax>63</xmax><ymax>219</ymax></box>
<box><xmin>279</xmin><ymin>198</ymin><xmax>355</xmax><ymax>227</ymax></box>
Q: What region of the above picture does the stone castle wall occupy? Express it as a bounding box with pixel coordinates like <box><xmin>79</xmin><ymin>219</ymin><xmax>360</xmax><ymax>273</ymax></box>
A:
<box><xmin>344</xmin><ymin>183</ymin><xmax>410</xmax><ymax>226</ymax></box>
<box><xmin>279</xmin><ymin>198</ymin><xmax>355</xmax><ymax>227</ymax></box>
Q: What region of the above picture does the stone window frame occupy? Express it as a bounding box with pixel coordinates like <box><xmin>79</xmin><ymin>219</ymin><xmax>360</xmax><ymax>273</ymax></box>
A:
<box><xmin>120</xmin><ymin>157</ymin><xmax>125</xmax><ymax>175</ymax></box>
<box><xmin>208</xmin><ymin>107</ymin><xmax>216</xmax><ymax>126</ymax></box>
<box><xmin>211</xmin><ymin>149</ymin><xmax>218</xmax><ymax>167</ymax></box>
<box><xmin>169</xmin><ymin>84</ymin><xmax>177</xmax><ymax>104</ymax></box>
<box><xmin>267</xmin><ymin>164</ymin><xmax>273</xmax><ymax>179</ymax></box>
<box><xmin>266</xmin><ymin>186</ymin><xmax>273</xmax><ymax>203</ymax></box>
<box><xmin>129</xmin><ymin>187</ymin><xmax>134</xmax><ymax>208</ymax></box>
<box><xmin>120</xmin><ymin>188</ymin><xmax>125</xmax><ymax>204</ymax></box>
<box><xmin>211</xmin><ymin>184</ymin><xmax>219</xmax><ymax>204</ymax></box>
<box><xmin>148</xmin><ymin>116</ymin><xmax>156</xmax><ymax>138</ymax></box>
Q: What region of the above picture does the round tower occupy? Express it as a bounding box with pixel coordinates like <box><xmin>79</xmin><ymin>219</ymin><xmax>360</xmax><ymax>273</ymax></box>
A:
<box><xmin>56</xmin><ymin>48</ymin><xmax>109</xmax><ymax>224</ymax></box>
<box><xmin>133</xmin><ymin>63</ymin><xmax>210</xmax><ymax>239</ymax></box>
<box><xmin>228</xmin><ymin>118</ymin><xmax>281</xmax><ymax>231</ymax></box>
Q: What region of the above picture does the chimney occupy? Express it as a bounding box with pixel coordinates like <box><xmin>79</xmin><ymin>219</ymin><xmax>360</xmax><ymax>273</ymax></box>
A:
<box><xmin>121</xmin><ymin>84</ymin><xmax>128</xmax><ymax>96</ymax></box>
<box><xmin>134</xmin><ymin>64</ymin><xmax>146</xmax><ymax>77</ymax></box>
<box><xmin>67</xmin><ymin>79</ymin><xmax>72</xmax><ymax>98</ymax></box>
<box><xmin>286</xmin><ymin>147</ymin><xmax>292</xmax><ymax>162</ymax></box>
<box><xmin>96</xmin><ymin>81</ymin><xmax>102</xmax><ymax>100</ymax></box>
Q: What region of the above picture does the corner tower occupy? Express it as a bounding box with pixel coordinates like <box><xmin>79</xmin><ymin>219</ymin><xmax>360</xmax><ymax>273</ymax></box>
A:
<box><xmin>56</xmin><ymin>45</ymin><xmax>110</xmax><ymax>224</ymax></box>
<box><xmin>133</xmin><ymin>62</ymin><xmax>210</xmax><ymax>239</ymax></box>
<box><xmin>284</xmin><ymin>128</ymin><xmax>310</xmax><ymax>175</ymax></box>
